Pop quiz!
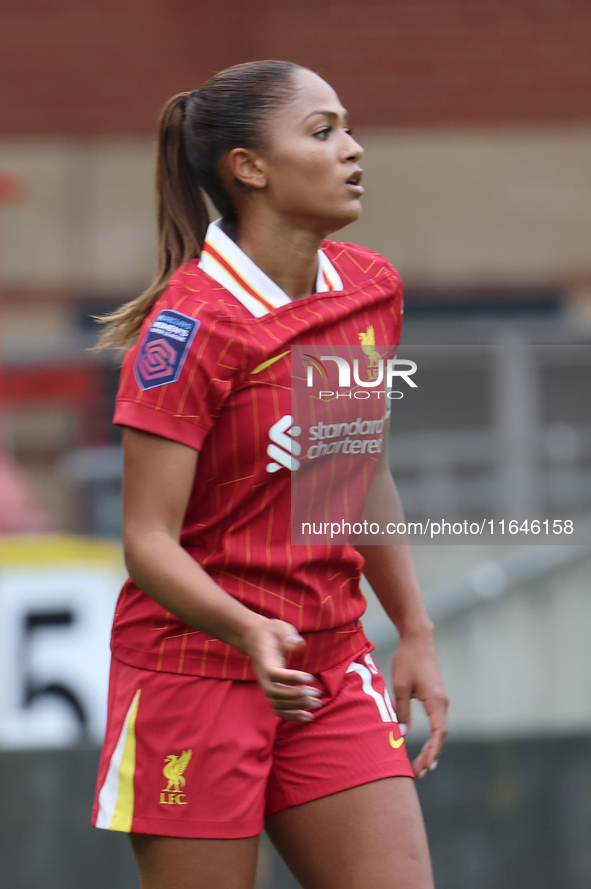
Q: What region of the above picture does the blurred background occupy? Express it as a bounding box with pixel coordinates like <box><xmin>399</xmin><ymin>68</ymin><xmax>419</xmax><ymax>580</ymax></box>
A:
<box><xmin>0</xmin><ymin>1</ymin><xmax>590</xmax><ymax>887</ymax></box>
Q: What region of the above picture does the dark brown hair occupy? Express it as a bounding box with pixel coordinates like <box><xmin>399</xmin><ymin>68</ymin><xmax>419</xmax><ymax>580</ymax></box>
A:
<box><xmin>96</xmin><ymin>60</ymin><xmax>301</xmax><ymax>349</ymax></box>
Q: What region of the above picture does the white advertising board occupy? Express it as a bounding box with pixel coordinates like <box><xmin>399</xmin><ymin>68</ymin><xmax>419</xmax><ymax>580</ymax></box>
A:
<box><xmin>0</xmin><ymin>536</ymin><xmax>125</xmax><ymax>748</ymax></box>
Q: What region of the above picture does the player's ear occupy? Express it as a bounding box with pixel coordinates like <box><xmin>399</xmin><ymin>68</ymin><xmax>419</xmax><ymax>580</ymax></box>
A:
<box><xmin>227</xmin><ymin>147</ymin><xmax>267</xmax><ymax>192</ymax></box>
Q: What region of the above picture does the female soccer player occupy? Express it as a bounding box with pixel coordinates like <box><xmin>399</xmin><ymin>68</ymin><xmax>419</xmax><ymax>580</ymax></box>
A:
<box><xmin>92</xmin><ymin>60</ymin><xmax>448</xmax><ymax>889</ymax></box>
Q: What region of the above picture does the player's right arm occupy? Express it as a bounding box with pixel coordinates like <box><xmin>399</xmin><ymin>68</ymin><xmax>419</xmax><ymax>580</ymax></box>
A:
<box><xmin>121</xmin><ymin>426</ymin><xmax>321</xmax><ymax>721</ymax></box>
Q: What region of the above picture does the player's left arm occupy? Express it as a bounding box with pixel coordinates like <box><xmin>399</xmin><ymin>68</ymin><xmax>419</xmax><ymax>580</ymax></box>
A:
<box><xmin>355</xmin><ymin>417</ymin><xmax>448</xmax><ymax>778</ymax></box>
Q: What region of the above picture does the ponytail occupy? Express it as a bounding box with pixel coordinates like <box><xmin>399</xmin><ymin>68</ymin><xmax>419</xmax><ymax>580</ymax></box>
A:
<box><xmin>95</xmin><ymin>61</ymin><xmax>300</xmax><ymax>351</ymax></box>
<box><xmin>94</xmin><ymin>92</ymin><xmax>209</xmax><ymax>350</ymax></box>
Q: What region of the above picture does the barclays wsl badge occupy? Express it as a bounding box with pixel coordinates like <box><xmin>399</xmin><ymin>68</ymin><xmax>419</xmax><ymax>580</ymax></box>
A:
<box><xmin>134</xmin><ymin>310</ymin><xmax>200</xmax><ymax>390</ymax></box>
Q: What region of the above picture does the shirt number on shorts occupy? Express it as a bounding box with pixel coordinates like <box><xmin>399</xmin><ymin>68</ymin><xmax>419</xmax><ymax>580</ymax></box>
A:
<box><xmin>346</xmin><ymin>653</ymin><xmax>398</xmax><ymax>723</ymax></box>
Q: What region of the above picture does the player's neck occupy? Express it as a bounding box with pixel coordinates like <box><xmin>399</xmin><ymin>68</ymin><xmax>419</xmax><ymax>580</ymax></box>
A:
<box><xmin>228</xmin><ymin>213</ymin><xmax>324</xmax><ymax>301</ymax></box>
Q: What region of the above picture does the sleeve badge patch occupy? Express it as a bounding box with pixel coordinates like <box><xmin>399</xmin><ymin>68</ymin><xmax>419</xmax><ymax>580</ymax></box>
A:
<box><xmin>134</xmin><ymin>310</ymin><xmax>200</xmax><ymax>390</ymax></box>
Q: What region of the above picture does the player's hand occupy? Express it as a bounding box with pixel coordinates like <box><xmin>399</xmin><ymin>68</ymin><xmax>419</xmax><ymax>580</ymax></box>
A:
<box><xmin>391</xmin><ymin>631</ymin><xmax>448</xmax><ymax>778</ymax></box>
<box><xmin>242</xmin><ymin>618</ymin><xmax>322</xmax><ymax>722</ymax></box>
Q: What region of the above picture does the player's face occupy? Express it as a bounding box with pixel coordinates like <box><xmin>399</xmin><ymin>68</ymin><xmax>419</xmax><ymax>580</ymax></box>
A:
<box><xmin>260</xmin><ymin>69</ymin><xmax>364</xmax><ymax>235</ymax></box>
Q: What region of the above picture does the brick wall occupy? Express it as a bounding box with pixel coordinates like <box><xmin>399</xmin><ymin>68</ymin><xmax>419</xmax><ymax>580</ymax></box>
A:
<box><xmin>1</xmin><ymin>0</ymin><xmax>590</xmax><ymax>135</ymax></box>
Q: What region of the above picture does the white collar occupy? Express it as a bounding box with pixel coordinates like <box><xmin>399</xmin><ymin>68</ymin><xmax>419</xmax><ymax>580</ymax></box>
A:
<box><xmin>198</xmin><ymin>219</ymin><xmax>343</xmax><ymax>318</ymax></box>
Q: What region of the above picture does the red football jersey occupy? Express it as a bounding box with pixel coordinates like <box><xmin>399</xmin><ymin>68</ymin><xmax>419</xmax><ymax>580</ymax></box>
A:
<box><xmin>112</xmin><ymin>220</ymin><xmax>404</xmax><ymax>679</ymax></box>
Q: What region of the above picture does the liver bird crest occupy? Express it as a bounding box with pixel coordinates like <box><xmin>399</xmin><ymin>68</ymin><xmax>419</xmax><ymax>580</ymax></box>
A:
<box><xmin>358</xmin><ymin>325</ymin><xmax>382</xmax><ymax>367</ymax></box>
<box><xmin>162</xmin><ymin>749</ymin><xmax>193</xmax><ymax>792</ymax></box>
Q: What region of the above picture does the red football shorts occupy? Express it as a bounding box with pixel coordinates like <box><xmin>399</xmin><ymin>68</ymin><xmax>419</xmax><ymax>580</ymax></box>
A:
<box><xmin>92</xmin><ymin>643</ymin><xmax>414</xmax><ymax>839</ymax></box>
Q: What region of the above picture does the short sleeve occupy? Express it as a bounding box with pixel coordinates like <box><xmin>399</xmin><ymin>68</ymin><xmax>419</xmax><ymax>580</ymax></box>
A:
<box><xmin>114</xmin><ymin>303</ymin><xmax>242</xmax><ymax>451</ymax></box>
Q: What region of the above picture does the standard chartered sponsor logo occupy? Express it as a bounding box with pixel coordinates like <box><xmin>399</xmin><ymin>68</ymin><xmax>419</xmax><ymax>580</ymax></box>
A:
<box><xmin>307</xmin><ymin>416</ymin><xmax>384</xmax><ymax>459</ymax></box>
<box><xmin>266</xmin><ymin>415</ymin><xmax>302</xmax><ymax>473</ymax></box>
<box><xmin>265</xmin><ymin>413</ymin><xmax>388</xmax><ymax>471</ymax></box>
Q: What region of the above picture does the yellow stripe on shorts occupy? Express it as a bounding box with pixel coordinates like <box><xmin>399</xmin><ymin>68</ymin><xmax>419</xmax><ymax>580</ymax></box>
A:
<box><xmin>96</xmin><ymin>689</ymin><xmax>141</xmax><ymax>832</ymax></box>
<box><xmin>110</xmin><ymin>690</ymin><xmax>141</xmax><ymax>831</ymax></box>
